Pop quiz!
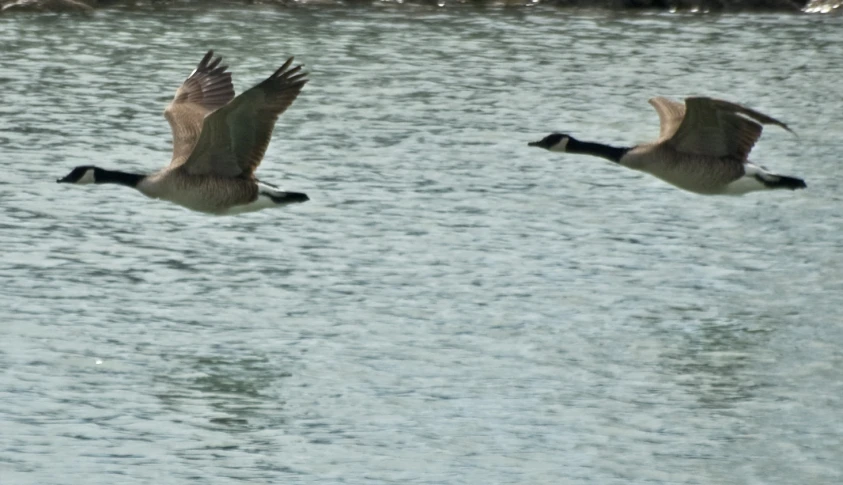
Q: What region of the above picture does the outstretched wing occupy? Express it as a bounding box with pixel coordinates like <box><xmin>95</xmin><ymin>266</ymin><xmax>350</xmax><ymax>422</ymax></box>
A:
<box><xmin>663</xmin><ymin>96</ymin><xmax>793</xmax><ymax>160</ymax></box>
<box><xmin>648</xmin><ymin>97</ymin><xmax>686</xmax><ymax>142</ymax></box>
<box><xmin>164</xmin><ymin>51</ymin><xmax>235</xmax><ymax>168</ymax></box>
<box><xmin>181</xmin><ymin>57</ymin><xmax>308</xmax><ymax>178</ymax></box>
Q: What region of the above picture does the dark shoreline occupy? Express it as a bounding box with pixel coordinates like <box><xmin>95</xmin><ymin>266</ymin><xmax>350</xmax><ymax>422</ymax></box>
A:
<box><xmin>1</xmin><ymin>0</ymin><xmax>840</xmax><ymax>13</ymax></box>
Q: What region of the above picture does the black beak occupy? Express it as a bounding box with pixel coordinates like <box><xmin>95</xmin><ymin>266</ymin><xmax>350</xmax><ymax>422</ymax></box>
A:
<box><xmin>527</xmin><ymin>140</ymin><xmax>542</xmax><ymax>147</ymax></box>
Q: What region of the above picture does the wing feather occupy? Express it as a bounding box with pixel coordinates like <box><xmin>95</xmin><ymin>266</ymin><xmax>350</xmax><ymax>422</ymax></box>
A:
<box><xmin>164</xmin><ymin>51</ymin><xmax>235</xmax><ymax>168</ymax></box>
<box><xmin>662</xmin><ymin>96</ymin><xmax>792</xmax><ymax>160</ymax></box>
<box><xmin>182</xmin><ymin>57</ymin><xmax>308</xmax><ymax>178</ymax></box>
<box><xmin>648</xmin><ymin>97</ymin><xmax>686</xmax><ymax>142</ymax></box>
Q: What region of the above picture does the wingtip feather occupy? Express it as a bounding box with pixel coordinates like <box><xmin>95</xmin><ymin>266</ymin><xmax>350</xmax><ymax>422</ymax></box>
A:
<box><xmin>200</xmin><ymin>50</ymin><xmax>214</xmax><ymax>67</ymax></box>
<box><xmin>272</xmin><ymin>57</ymin><xmax>297</xmax><ymax>78</ymax></box>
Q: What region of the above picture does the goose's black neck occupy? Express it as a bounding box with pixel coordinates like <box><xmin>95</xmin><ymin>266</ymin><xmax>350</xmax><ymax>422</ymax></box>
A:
<box><xmin>96</xmin><ymin>169</ymin><xmax>145</xmax><ymax>188</ymax></box>
<box><xmin>568</xmin><ymin>139</ymin><xmax>630</xmax><ymax>164</ymax></box>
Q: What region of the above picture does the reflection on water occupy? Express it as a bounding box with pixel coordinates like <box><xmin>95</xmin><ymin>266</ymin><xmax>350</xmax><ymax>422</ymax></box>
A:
<box><xmin>667</xmin><ymin>322</ymin><xmax>770</xmax><ymax>409</ymax></box>
<box><xmin>0</xmin><ymin>5</ymin><xmax>842</xmax><ymax>485</ymax></box>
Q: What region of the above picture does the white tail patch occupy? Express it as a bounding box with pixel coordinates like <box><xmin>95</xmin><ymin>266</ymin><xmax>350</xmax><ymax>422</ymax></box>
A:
<box><xmin>221</xmin><ymin>194</ymin><xmax>277</xmax><ymax>215</ymax></box>
<box><xmin>722</xmin><ymin>164</ymin><xmax>772</xmax><ymax>195</ymax></box>
<box><xmin>219</xmin><ymin>183</ymin><xmax>305</xmax><ymax>215</ymax></box>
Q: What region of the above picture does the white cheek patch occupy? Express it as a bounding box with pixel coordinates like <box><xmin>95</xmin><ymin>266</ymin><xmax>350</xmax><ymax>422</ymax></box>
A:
<box><xmin>550</xmin><ymin>138</ymin><xmax>569</xmax><ymax>152</ymax></box>
<box><xmin>78</xmin><ymin>169</ymin><xmax>96</xmax><ymax>185</ymax></box>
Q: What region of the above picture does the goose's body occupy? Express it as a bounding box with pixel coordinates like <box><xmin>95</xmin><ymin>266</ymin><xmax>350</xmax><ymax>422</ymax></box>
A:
<box><xmin>58</xmin><ymin>51</ymin><xmax>309</xmax><ymax>214</ymax></box>
<box><xmin>529</xmin><ymin>96</ymin><xmax>806</xmax><ymax>195</ymax></box>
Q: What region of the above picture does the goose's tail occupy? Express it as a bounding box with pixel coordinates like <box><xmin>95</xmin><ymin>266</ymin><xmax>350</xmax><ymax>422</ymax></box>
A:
<box><xmin>268</xmin><ymin>191</ymin><xmax>309</xmax><ymax>204</ymax></box>
<box><xmin>724</xmin><ymin>164</ymin><xmax>806</xmax><ymax>195</ymax></box>
<box><xmin>257</xmin><ymin>182</ymin><xmax>309</xmax><ymax>205</ymax></box>
<box><xmin>756</xmin><ymin>172</ymin><xmax>807</xmax><ymax>191</ymax></box>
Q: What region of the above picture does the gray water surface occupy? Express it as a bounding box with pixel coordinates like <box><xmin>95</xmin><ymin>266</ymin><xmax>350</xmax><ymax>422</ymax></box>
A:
<box><xmin>1</xmin><ymin>6</ymin><xmax>842</xmax><ymax>485</ymax></box>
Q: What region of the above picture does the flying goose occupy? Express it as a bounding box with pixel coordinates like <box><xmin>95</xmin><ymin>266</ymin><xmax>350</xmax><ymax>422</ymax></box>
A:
<box><xmin>57</xmin><ymin>50</ymin><xmax>309</xmax><ymax>214</ymax></box>
<box><xmin>528</xmin><ymin>96</ymin><xmax>806</xmax><ymax>195</ymax></box>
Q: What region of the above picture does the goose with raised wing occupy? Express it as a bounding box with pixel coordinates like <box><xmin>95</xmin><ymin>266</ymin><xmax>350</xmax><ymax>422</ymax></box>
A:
<box><xmin>57</xmin><ymin>51</ymin><xmax>309</xmax><ymax>214</ymax></box>
<box><xmin>528</xmin><ymin>96</ymin><xmax>806</xmax><ymax>195</ymax></box>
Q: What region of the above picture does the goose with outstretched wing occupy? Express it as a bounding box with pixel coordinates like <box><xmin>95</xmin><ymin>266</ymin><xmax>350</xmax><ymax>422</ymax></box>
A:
<box><xmin>58</xmin><ymin>50</ymin><xmax>309</xmax><ymax>214</ymax></box>
<box><xmin>529</xmin><ymin>96</ymin><xmax>806</xmax><ymax>195</ymax></box>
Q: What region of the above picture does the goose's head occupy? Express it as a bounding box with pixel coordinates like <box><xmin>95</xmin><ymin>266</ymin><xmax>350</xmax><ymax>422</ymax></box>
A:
<box><xmin>528</xmin><ymin>133</ymin><xmax>575</xmax><ymax>152</ymax></box>
<box><xmin>57</xmin><ymin>166</ymin><xmax>97</xmax><ymax>184</ymax></box>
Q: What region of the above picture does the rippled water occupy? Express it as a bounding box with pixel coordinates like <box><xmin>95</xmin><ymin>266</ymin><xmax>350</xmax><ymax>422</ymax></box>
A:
<box><xmin>1</xmin><ymin>6</ymin><xmax>842</xmax><ymax>484</ymax></box>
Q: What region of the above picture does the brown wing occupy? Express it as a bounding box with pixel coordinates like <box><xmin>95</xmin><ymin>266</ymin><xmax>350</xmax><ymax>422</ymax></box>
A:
<box><xmin>707</xmin><ymin>98</ymin><xmax>794</xmax><ymax>135</ymax></box>
<box><xmin>164</xmin><ymin>51</ymin><xmax>235</xmax><ymax>168</ymax></box>
<box><xmin>648</xmin><ymin>97</ymin><xmax>686</xmax><ymax>142</ymax></box>
<box><xmin>663</xmin><ymin>97</ymin><xmax>792</xmax><ymax>161</ymax></box>
<box><xmin>180</xmin><ymin>57</ymin><xmax>308</xmax><ymax>178</ymax></box>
